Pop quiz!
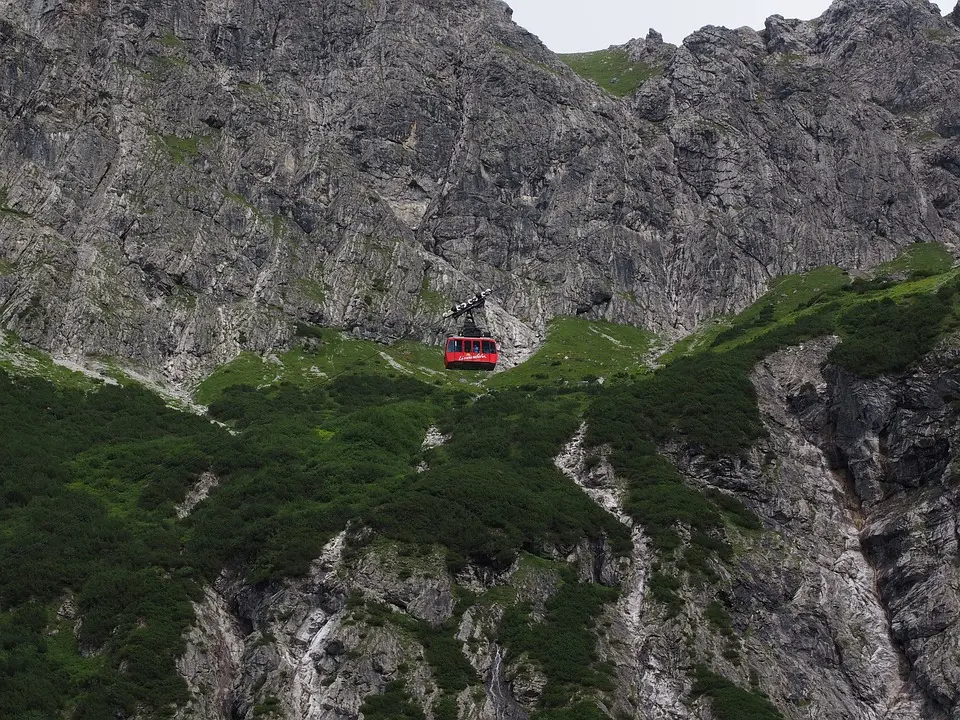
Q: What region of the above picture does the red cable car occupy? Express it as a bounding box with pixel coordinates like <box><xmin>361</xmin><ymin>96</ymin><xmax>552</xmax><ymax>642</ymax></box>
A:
<box><xmin>444</xmin><ymin>336</ymin><xmax>499</xmax><ymax>370</ymax></box>
<box><xmin>442</xmin><ymin>288</ymin><xmax>499</xmax><ymax>371</ymax></box>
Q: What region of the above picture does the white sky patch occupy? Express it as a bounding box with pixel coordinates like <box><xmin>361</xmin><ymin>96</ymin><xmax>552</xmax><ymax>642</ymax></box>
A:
<box><xmin>506</xmin><ymin>0</ymin><xmax>954</xmax><ymax>52</ymax></box>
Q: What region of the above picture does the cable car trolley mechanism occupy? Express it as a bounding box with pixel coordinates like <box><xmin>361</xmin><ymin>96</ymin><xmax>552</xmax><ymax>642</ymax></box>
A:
<box><xmin>442</xmin><ymin>288</ymin><xmax>499</xmax><ymax>371</ymax></box>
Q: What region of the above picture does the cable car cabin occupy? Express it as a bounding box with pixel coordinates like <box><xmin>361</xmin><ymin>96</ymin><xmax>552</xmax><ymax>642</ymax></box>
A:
<box><xmin>444</xmin><ymin>336</ymin><xmax>499</xmax><ymax>371</ymax></box>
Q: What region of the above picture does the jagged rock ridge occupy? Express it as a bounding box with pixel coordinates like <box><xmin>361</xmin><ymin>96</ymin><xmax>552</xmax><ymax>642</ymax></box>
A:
<box><xmin>0</xmin><ymin>0</ymin><xmax>958</xmax><ymax>382</ymax></box>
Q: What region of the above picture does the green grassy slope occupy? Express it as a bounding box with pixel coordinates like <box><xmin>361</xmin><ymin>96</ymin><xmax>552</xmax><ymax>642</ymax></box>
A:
<box><xmin>194</xmin><ymin>316</ymin><xmax>658</xmax><ymax>405</ymax></box>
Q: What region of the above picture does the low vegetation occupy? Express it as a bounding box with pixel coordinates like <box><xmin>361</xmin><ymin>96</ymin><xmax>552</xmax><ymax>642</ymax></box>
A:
<box><xmin>691</xmin><ymin>666</ymin><xmax>784</xmax><ymax>720</ymax></box>
<box><xmin>499</xmin><ymin>567</ymin><xmax>619</xmax><ymax>708</ymax></box>
<box><xmin>0</xmin><ymin>372</ymin><xmax>224</xmax><ymax>719</ymax></box>
<box><xmin>486</xmin><ymin>316</ymin><xmax>656</xmax><ymax>390</ymax></box>
<box><xmin>588</xmin><ymin>246</ymin><xmax>959</xmax><ymax>605</ymax></box>
<box><xmin>358</xmin><ymin>680</ymin><xmax>425</xmax><ymax>720</ymax></box>
<box><xmin>153</xmin><ymin>133</ymin><xmax>210</xmax><ymax>165</ymax></box>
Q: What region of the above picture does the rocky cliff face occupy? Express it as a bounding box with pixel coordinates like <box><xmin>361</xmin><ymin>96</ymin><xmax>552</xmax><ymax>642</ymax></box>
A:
<box><xmin>0</xmin><ymin>0</ymin><xmax>958</xmax><ymax>382</ymax></box>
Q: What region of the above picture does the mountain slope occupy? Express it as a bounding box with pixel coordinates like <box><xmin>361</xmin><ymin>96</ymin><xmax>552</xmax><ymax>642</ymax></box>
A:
<box><xmin>2</xmin><ymin>0</ymin><xmax>960</xmax><ymax>717</ymax></box>
<box><xmin>0</xmin><ymin>0</ymin><xmax>958</xmax><ymax>382</ymax></box>
<box><xmin>1</xmin><ymin>246</ymin><xmax>959</xmax><ymax>719</ymax></box>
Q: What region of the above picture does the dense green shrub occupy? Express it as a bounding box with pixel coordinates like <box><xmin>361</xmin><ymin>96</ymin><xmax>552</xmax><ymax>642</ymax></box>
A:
<box><xmin>355</xmin><ymin>601</ymin><xmax>477</xmax><ymax>712</ymax></box>
<box><xmin>0</xmin><ymin>606</ymin><xmax>71</xmax><ymax>720</ymax></box>
<box><xmin>589</xmin><ymin>351</ymin><xmax>766</xmax><ymax>457</ymax></box>
<box><xmin>0</xmin><ymin>371</ymin><xmax>222</xmax><ymax>719</ymax></box>
<box><xmin>499</xmin><ymin>569</ymin><xmax>619</xmax><ymax>708</ymax></box>
<box><xmin>648</xmin><ymin>570</ymin><xmax>683</xmax><ymax>617</ymax></box>
<box><xmin>358</xmin><ymin>681</ymin><xmax>425</xmax><ymax>720</ymax></box>
<box><xmin>705</xmin><ymin>600</ymin><xmax>734</xmax><ymax>636</ymax></box>
<box><xmin>366</xmin><ymin>388</ymin><xmax>630</xmax><ymax>569</ymax></box>
<box><xmin>691</xmin><ymin>665</ymin><xmax>784</xmax><ymax>720</ymax></box>
<box><xmin>829</xmin><ymin>291</ymin><xmax>953</xmax><ymax>377</ymax></box>
<box><xmin>433</xmin><ymin>695</ymin><xmax>459</xmax><ymax>720</ymax></box>
<box><xmin>413</xmin><ymin>620</ymin><xmax>478</xmax><ymax>693</ymax></box>
<box><xmin>532</xmin><ymin>701</ymin><xmax>611</xmax><ymax>720</ymax></box>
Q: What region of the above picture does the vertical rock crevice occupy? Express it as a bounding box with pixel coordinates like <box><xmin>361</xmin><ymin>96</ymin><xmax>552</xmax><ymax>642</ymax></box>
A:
<box><xmin>752</xmin><ymin>340</ymin><xmax>960</xmax><ymax>719</ymax></box>
<box><xmin>815</xmin><ymin>352</ymin><xmax>960</xmax><ymax>719</ymax></box>
<box><xmin>555</xmin><ymin>423</ymin><xmax>693</xmax><ymax>720</ymax></box>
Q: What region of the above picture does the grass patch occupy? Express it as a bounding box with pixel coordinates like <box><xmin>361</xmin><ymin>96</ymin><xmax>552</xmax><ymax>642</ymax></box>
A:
<box><xmin>663</xmin><ymin>267</ymin><xmax>848</xmax><ymax>359</ymax></box>
<box><xmin>559</xmin><ymin>50</ymin><xmax>660</xmax><ymax>96</ymax></box>
<box><xmin>197</xmin><ymin>316</ymin><xmax>657</xmax><ymax>404</ymax></box>
<box><xmin>193</xmin><ymin>329</ymin><xmax>487</xmax><ymax>404</ymax></box>
<box><xmin>387</xmin><ymin>340</ymin><xmax>447</xmax><ymax>374</ymax></box>
<box><xmin>158</xmin><ymin>31</ymin><xmax>185</xmax><ymax>49</ymax></box>
<box><xmin>155</xmin><ymin>134</ymin><xmax>209</xmax><ymax>164</ymax></box>
<box><xmin>911</xmin><ymin>130</ymin><xmax>942</xmax><ymax>144</ymax></box>
<box><xmin>737</xmin><ymin>267</ymin><xmax>849</xmax><ymax>323</ymax></box>
<box><xmin>223</xmin><ymin>189</ymin><xmax>257</xmax><ymax>210</ymax></box>
<box><xmin>193</xmin><ymin>351</ymin><xmax>279</xmax><ymax>405</ymax></box>
<box><xmin>44</xmin><ymin>612</ymin><xmax>104</xmax><ymax>686</ymax></box>
<box><xmin>419</xmin><ymin>278</ymin><xmax>449</xmax><ymax>313</ymax></box>
<box><xmin>775</xmin><ymin>51</ymin><xmax>805</xmax><ymax>66</ymax></box>
<box><xmin>489</xmin><ymin>317</ymin><xmax>657</xmax><ymax>390</ymax></box>
<box><xmin>295</xmin><ymin>278</ymin><xmax>327</xmax><ymax>304</ymax></box>
<box><xmin>926</xmin><ymin>27</ymin><xmax>953</xmax><ymax>42</ymax></box>
<box><xmin>0</xmin><ymin>333</ymin><xmax>100</xmax><ymax>390</ymax></box>
<box><xmin>872</xmin><ymin>242</ymin><xmax>954</xmax><ymax>280</ymax></box>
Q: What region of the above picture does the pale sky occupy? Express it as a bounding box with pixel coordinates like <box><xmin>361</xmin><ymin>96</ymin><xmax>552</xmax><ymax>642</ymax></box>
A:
<box><xmin>506</xmin><ymin>0</ymin><xmax>954</xmax><ymax>53</ymax></box>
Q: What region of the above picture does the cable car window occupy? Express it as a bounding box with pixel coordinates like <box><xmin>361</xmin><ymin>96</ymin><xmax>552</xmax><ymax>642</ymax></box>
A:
<box><xmin>471</xmin><ymin>340</ymin><xmax>481</xmax><ymax>353</ymax></box>
<box><xmin>447</xmin><ymin>339</ymin><xmax>461</xmax><ymax>352</ymax></box>
<box><xmin>482</xmin><ymin>340</ymin><xmax>495</xmax><ymax>353</ymax></box>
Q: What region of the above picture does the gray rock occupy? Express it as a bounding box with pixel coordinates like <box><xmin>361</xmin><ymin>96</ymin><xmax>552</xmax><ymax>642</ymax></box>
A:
<box><xmin>0</xmin><ymin>0</ymin><xmax>958</xmax><ymax>383</ymax></box>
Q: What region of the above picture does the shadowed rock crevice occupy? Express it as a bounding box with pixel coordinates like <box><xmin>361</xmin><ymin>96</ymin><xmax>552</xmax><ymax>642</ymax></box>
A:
<box><xmin>788</xmin><ymin>346</ymin><xmax>960</xmax><ymax>718</ymax></box>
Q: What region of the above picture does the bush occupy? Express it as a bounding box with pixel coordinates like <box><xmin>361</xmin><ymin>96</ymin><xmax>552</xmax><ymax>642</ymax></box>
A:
<box><xmin>691</xmin><ymin>665</ymin><xmax>784</xmax><ymax>720</ymax></box>
<box><xmin>829</xmin><ymin>293</ymin><xmax>952</xmax><ymax>377</ymax></box>
<box><xmin>649</xmin><ymin>570</ymin><xmax>683</xmax><ymax>617</ymax></box>
<box><xmin>0</xmin><ymin>371</ymin><xmax>219</xmax><ymax>718</ymax></box>
<box><xmin>358</xmin><ymin>681</ymin><xmax>425</xmax><ymax>720</ymax></box>
<box><xmin>499</xmin><ymin>569</ymin><xmax>619</xmax><ymax>707</ymax></box>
